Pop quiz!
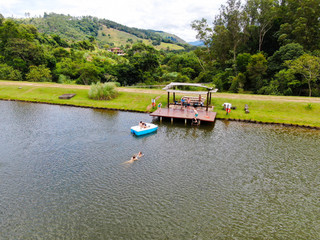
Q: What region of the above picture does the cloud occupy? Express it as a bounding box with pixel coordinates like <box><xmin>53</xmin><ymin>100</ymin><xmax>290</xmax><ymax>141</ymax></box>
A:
<box><xmin>1</xmin><ymin>0</ymin><xmax>226</xmax><ymax>42</ymax></box>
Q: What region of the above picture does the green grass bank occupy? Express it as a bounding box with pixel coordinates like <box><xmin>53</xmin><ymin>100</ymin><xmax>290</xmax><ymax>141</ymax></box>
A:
<box><xmin>0</xmin><ymin>80</ymin><xmax>319</xmax><ymax>128</ymax></box>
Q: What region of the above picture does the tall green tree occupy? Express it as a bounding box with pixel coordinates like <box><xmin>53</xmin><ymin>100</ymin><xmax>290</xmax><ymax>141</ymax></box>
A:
<box><xmin>3</xmin><ymin>39</ymin><xmax>46</xmax><ymax>74</ymax></box>
<box><xmin>217</xmin><ymin>0</ymin><xmax>247</xmax><ymax>63</ymax></box>
<box><xmin>0</xmin><ymin>14</ymin><xmax>4</xmax><ymax>26</ymax></box>
<box><xmin>287</xmin><ymin>54</ymin><xmax>320</xmax><ymax>97</ymax></box>
<box><xmin>247</xmin><ymin>53</ymin><xmax>268</xmax><ymax>91</ymax></box>
<box><xmin>192</xmin><ymin>0</ymin><xmax>246</xmax><ymax>68</ymax></box>
<box><xmin>268</xmin><ymin>43</ymin><xmax>304</xmax><ymax>74</ymax></box>
<box><xmin>77</xmin><ymin>63</ymin><xmax>102</xmax><ymax>85</ymax></box>
<box><xmin>278</xmin><ymin>0</ymin><xmax>320</xmax><ymax>50</ymax></box>
<box><xmin>245</xmin><ymin>0</ymin><xmax>277</xmax><ymax>51</ymax></box>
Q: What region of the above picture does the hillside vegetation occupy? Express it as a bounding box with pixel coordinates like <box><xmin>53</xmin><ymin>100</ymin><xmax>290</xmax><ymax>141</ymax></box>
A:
<box><xmin>97</xmin><ymin>26</ymin><xmax>184</xmax><ymax>51</ymax></box>
<box><xmin>18</xmin><ymin>13</ymin><xmax>188</xmax><ymax>49</ymax></box>
<box><xmin>0</xmin><ymin>0</ymin><xmax>320</xmax><ymax>98</ymax></box>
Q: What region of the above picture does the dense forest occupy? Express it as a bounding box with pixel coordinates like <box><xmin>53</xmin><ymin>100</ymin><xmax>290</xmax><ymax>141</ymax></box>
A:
<box><xmin>0</xmin><ymin>0</ymin><xmax>320</xmax><ymax>97</ymax></box>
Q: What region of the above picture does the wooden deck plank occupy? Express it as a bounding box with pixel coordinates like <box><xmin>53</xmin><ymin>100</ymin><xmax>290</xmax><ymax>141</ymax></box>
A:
<box><xmin>150</xmin><ymin>108</ymin><xmax>216</xmax><ymax>122</ymax></box>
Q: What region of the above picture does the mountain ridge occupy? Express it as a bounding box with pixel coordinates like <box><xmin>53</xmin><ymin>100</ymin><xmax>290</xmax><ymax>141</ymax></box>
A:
<box><xmin>16</xmin><ymin>13</ymin><xmax>190</xmax><ymax>50</ymax></box>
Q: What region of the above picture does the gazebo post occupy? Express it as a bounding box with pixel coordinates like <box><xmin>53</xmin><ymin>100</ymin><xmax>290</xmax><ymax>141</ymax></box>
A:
<box><xmin>206</xmin><ymin>90</ymin><xmax>209</xmax><ymax>111</ymax></box>
<box><xmin>173</xmin><ymin>92</ymin><xmax>175</xmax><ymax>103</ymax></box>
<box><xmin>167</xmin><ymin>92</ymin><xmax>170</xmax><ymax>108</ymax></box>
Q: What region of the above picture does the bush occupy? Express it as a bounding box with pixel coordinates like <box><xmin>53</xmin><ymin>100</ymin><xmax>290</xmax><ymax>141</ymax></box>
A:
<box><xmin>305</xmin><ymin>103</ymin><xmax>313</xmax><ymax>110</ymax></box>
<box><xmin>0</xmin><ymin>64</ymin><xmax>22</xmax><ymax>81</ymax></box>
<box><xmin>58</xmin><ymin>74</ymin><xmax>74</xmax><ymax>84</ymax></box>
<box><xmin>26</xmin><ymin>65</ymin><xmax>52</xmax><ymax>82</ymax></box>
<box><xmin>161</xmin><ymin>72</ymin><xmax>190</xmax><ymax>82</ymax></box>
<box><xmin>88</xmin><ymin>82</ymin><xmax>118</xmax><ymax>100</ymax></box>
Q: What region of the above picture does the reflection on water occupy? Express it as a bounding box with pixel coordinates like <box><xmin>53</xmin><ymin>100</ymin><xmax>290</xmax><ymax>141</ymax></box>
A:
<box><xmin>0</xmin><ymin>101</ymin><xmax>319</xmax><ymax>239</ymax></box>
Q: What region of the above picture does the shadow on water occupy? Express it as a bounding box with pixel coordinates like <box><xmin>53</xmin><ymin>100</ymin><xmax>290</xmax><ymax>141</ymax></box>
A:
<box><xmin>131</xmin><ymin>131</ymin><xmax>158</xmax><ymax>139</ymax></box>
<box><xmin>152</xmin><ymin>116</ymin><xmax>215</xmax><ymax>131</ymax></box>
<box><xmin>92</xmin><ymin>108</ymin><xmax>119</xmax><ymax>118</ymax></box>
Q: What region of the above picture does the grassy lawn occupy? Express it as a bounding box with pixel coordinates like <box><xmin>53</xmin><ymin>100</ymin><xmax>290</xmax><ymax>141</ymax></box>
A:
<box><xmin>0</xmin><ymin>81</ymin><xmax>319</xmax><ymax>127</ymax></box>
<box><xmin>0</xmin><ymin>84</ymin><xmax>167</xmax><ymax>112</ymax></box>
<box><xmin>212</xmin><ymin>98</ymin><xmax>320</xmax><ymax>127</ymax></box>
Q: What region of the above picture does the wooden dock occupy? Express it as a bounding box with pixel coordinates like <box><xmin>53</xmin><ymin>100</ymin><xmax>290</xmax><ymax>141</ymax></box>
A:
<box><xmin>150</xmin><ymin>107</ymin><xmax>216</xmax><ymax>124</ymax></box>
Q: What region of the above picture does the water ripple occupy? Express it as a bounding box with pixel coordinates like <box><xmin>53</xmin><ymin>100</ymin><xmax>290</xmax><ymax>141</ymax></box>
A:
<box><xmin>0</xmin><ymin>101</ymin><xmax>319</xmax><ymax>239</ymax></box>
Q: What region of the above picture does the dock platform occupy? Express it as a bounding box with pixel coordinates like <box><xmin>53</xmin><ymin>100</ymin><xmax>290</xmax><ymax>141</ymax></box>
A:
<box><xmin>150</xmin><ymin>108</ymin><xmax>216</xmax><ymax>124</ymax></box>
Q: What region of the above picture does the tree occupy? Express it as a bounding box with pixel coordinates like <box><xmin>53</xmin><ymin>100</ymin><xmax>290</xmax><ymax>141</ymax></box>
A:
<box><xmin>278</xmin><ymin>0</ymin><xmax>320</xmax><ymax>51</ymax></box>
<box><xmin>247</xmin><ymin>53</ymin><xmax>268</xmax><ymax>91</ymax></box>
<box><xmin>26</xmin><ymin>65</ymin><xmax>52</xmax><ymax>82</ymax></box>
<box><xmin>77</xmin><ymin>63</ymin><xmax>102</xmax><ymax>85</ymax></box>
<box><xmin>191</xmin><ymin>0</ymin><xmax>247</xmax><ymax>67</ymax></box>
<box><xmin>245</xmin><ymin>0</ymin><xmax>277</xmax><ymax>51</ymax></box>
<box><xmin>268</xmin><ymin>43</ymin><xmax>304</xmax><ymax>74</ymax></box>
<box><xmin>127</xmin><ymin>43</ymin><xmax>160</xmax><ymax>74</ymax></box>
<box><xmin>191</xmin><ymin>18</ymin><xmax>213</xmax><ymax>48</ymax></box>
<box><xmin>166</xmin><ymin>52</ymin><xmax>202</xmax><ymax>79</ymax></box>
<box><xmin>236</xmin><ymin>53</ymin><xmax>251</xmax><ymax>73</ymax></box>
<box><xmin>55</xmin><ymin>58</ymin><xmax>79</xmax><ymax>79</ymax></box>
<box><xmin>274</xmin><ymin>68</ymin><xmax>299</xmax><ymax>95</ymax></box>
<box><xmin>287</xmin><ymin>54</ymin><xmax>320</xmax><ymax>97</ymax></box>
<box><xmin>216</xmin><ymin>0</ymin><xmax>247</xmax><ymax>63</ymax></box>
<box><xmin>0</xmin><ymin>14</ymin><xmax>4</xmax><ymax>26</ymax></box>
<box><xmin>52</xmin><ymin>47</ymin><xmax>70</xmax><ymax>60</ymax></box>
<box><xmin>115</xmin><ymin>63</ymin><xmax>140</xmax><ymax>86</ymax></box>
<box><xmin>3</xmin><ymin>39</ymin><xmax>46</xmax><ymax>74</ymax></box>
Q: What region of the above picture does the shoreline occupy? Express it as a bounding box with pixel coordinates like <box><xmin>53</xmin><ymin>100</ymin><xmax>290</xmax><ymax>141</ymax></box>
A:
<box><xmin>2</xmin><ymin>98</ymin><xmax>319</xmax><ymax>130</ymax></box>
<box><xmin>1</xmin><ymin>80</ymin><xmax>319</xmax><ymax>128</ymax></box>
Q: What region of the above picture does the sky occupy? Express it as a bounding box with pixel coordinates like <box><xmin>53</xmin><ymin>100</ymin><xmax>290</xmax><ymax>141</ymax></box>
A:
<box><xmin>0</xmin><ymin>0</ymin><xmax>227</xmax><ymax>42</ymax></box>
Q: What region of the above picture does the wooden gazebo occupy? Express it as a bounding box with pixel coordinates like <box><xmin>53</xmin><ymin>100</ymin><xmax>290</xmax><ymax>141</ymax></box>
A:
<box><xmin>150</xmin><ymin>82</ymin><xmax>218</xmax><ymax>125</ymax></box>
<box><xmin>163</xmin><ymin>82</ymin><xmax>218</xmax><ymax>111</ymax></box>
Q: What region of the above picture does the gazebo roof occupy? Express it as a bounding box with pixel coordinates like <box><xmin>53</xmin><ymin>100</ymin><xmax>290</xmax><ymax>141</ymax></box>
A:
<box><xmin>163</xmin><ymin>82</ymin><xmax>218</xmax><ymax>95</ymax></box>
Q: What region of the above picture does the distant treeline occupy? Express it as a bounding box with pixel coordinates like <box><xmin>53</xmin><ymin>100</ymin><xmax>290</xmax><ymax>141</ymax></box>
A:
<box><xmin>1</xmin><ymin>0</ymin><xmax>320</xmax><ymax>97</ymax></box>
<box><xmin>191</xmin><ymin>0</ymin><xmax>320</xmax><ymax>97</ymax></box>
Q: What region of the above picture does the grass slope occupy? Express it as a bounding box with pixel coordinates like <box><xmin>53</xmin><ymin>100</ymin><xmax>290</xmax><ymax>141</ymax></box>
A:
<box><xmin>98</xmin><ymin>26</ymin><xmax>184</xmax><ymax>50</ymax></box>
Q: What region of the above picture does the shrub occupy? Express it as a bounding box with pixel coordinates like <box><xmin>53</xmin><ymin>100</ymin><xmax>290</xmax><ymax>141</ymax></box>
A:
<box><xmin>0</xmin><ymin>64</ymin><xmax>22</xmax><ymax>81</ymax></box>
<box><xmin>26</xmin><ymin>65</ymin><xmax>52</xmax><ymax>82</ymax></box>
<box><xmin>88</xmin><ymin>82</ymin><xmax>118</xmax><ymax>100</ymax></box>
<box><xmin>58</xmin><ymin>74</ymin><xmax>74</xmax><ymax>84</ymax></box>
<box><xmin>305</xmin><ymin>103</ymin><xmax>313</xmax><ymax>110</ymax></box>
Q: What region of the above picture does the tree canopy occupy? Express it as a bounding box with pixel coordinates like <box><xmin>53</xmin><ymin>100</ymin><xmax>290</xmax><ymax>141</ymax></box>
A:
<box><xmin>0</xmin><ymin>3</ymin><xmax>319</xmax><ymax>97</ymax></box>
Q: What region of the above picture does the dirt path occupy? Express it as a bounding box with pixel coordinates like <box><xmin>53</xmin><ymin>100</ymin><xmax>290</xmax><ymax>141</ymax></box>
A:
<box><xmin>1</xmin><ymin>81</ymin><xmax>320</xmax><ymax>103</ymax></box>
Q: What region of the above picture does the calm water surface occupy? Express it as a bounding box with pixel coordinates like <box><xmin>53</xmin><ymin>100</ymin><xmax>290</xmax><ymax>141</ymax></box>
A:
<box><xmin>0</xmin><ymin>101</ymin><xmax>319</xmax><ymax>239</ymax></box>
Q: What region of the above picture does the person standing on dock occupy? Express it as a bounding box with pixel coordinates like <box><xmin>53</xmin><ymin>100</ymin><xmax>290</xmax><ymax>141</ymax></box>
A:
<box><xmin>193</xmin><ymin>108</ymin><xmax>199</xmax><ymax>122</ymax></box>
<box><xmin>181</xmin><ymin>97</ymin><xmax>185</xmax><ymax>109</ymax></box>
<box><xmin>158</xmin><ymin>102</ymin><xmax>162</xmax><ymax>112</ymax></box>
<box><xmin>194</xmin><ymin>108</ymin><xmax>199</xmax><ymax>119</ymax></box>
<box><xmin>187</xmin><ymin>98</ymin><xmax>191</xmax><ymax>110</ymax></box>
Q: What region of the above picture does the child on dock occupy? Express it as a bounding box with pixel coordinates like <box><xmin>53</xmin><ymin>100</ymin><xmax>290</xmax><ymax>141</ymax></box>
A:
<box><xmin>157</xmin><ymin>102</ymin><xmax>162</xmax><ymax>112</ymax></box>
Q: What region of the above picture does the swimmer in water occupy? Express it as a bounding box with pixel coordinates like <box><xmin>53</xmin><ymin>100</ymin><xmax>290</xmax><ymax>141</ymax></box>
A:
<box><xmin>123</xmin><ymin>152</ymin><xmax>144</xmax><ymax>164</ymax></box>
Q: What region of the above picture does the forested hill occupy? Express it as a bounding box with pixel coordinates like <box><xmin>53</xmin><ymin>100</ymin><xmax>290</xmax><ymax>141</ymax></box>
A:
<box><xmin>16</xmin><ymin>13</ymin><xmax>188</xmax><ymax>49</ymax></box>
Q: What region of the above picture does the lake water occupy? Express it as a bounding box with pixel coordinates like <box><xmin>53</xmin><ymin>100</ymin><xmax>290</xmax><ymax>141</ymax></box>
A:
<box><xmin>0</xmin><ymin>101</ymin><xmax>319</xmax><ymax>239</ymax></box>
